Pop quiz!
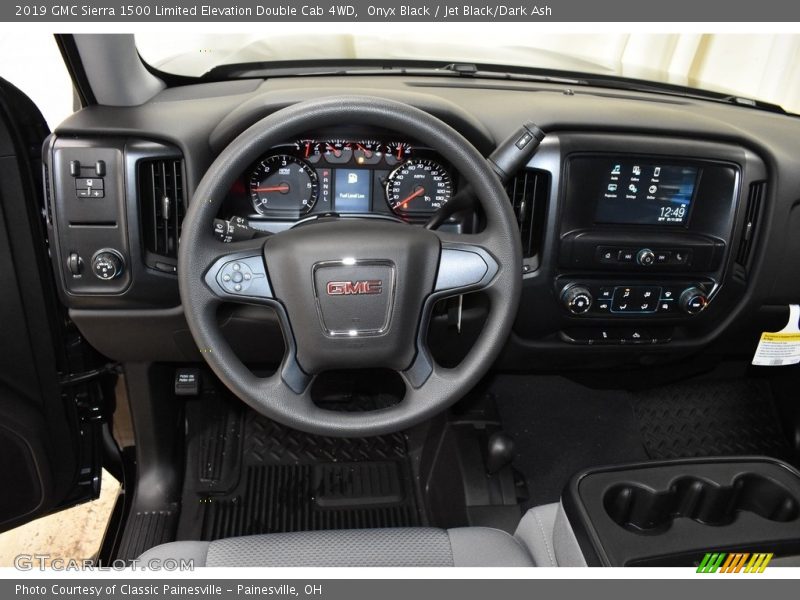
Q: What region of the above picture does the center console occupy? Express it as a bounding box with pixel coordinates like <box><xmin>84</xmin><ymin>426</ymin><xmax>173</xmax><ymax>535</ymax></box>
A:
<box><xmin>563</xmin><ymin>457</ymin><xmax>800</xmax><ymax>567</ymax></box>
<box><xmin>539</xmin><ymin>134</ymin><xmax>768</xmax><ymax>348</ymax></box>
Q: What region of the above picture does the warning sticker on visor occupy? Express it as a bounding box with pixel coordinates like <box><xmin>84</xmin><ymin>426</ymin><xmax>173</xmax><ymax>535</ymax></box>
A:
<box><xmin>752</xmin><ymin>304</ymin><xmax>800</xmax><ymax>366</ymax></box>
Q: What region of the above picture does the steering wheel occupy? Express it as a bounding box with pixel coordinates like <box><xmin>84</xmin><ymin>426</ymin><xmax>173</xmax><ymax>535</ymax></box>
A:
<box><xmin>179</xmin><ymin>96</ymin><xmax>521</xmax><ymax>437</ymax></box>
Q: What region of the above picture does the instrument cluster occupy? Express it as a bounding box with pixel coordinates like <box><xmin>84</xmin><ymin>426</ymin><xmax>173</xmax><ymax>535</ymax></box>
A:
<box><xmin>225</xmin><ymin>138</ymin><xmax>456</xmax><ymax>222</ymax></box>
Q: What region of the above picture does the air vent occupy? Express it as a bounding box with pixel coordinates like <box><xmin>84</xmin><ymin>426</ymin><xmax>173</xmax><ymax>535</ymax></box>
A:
<box><xmin>139</xmin><ymin>158</ymin><xmax>185</xmax><ymax>269</ymax></box>
<box><xmin>42</xmin><ymin>162</ymin><xmax>53</xmax><ymax>226</ymax></box>
<box><xmin>506</xmin><ymin>169</ymin><xmax>549</xmax><ymax>258</ymax></box>
<box><xmin>735</xmin><ymin>181</ymin><xmax>765</xmax><ymax>267</ymax></box>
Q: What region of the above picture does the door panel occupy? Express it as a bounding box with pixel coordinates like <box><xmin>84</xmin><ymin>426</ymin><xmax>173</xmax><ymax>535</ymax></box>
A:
<box><xmin>0</xmin><ymin>76</ymin><xmax>91</xmax><ymax>532</ymax></box>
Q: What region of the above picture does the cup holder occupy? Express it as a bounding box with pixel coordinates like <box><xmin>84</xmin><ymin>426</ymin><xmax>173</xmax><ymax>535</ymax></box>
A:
<box><xmin>604</xmin><ymin>474</ymin><xmax>800</xmax><ymax>535</ymax></box>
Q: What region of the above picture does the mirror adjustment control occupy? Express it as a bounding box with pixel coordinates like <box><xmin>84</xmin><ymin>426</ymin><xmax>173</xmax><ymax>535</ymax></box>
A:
<box><xmin>636</xmin><ymin>248</ymin><xmax>656</xmax><ymax>266</ymax></box>
<box><xmin>679</xmin><ymin>286</ymin><xmax>708</xmax><ymax>314</ymax></box>
<box><xmin>91</xmin><ymin>249</ymin><xmax>124</xmax><ymax>280</ymax></box>
<box><xmin>561</xmin><ymin>285</ymin><xmax>593</xmax><ymax>315</ymax></box>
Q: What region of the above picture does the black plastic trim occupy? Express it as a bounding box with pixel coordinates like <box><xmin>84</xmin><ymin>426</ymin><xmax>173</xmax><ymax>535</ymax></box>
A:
<box><xmin>54</xmin><ymin>34</ymin><xmax>96</xmax><ymax>107</ymax></box>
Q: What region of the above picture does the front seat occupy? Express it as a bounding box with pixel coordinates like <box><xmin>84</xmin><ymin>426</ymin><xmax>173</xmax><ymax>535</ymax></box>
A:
<box><xmin>137</xmin><ymin>503</ymin><xmax>585</xmax><ymax>567</ymax></box>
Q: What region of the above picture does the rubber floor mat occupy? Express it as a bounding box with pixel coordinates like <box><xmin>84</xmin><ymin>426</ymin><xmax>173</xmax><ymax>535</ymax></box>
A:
<box><xmin>631</xmin><ymin>379</ymin><xmax>793</xmax><ymax>461</ymax></box>
<box><xmin>116</xmin><ymin>510</ymin><xmax>178</xmax><ymax>561</ymax></box>
<box><xmin>176</xmin><ymin>394</ymin><xmax>422</xmax><ymax>541</ymax></box>
<box><xmin>492</xmin><ymin>375</ymin><xmax>795</xmax><ymax>508</ymax></box>
<box><xmin>492</xmin><ymin>375</ymin><xmax>649</xmax><ymax>507</ymax></box>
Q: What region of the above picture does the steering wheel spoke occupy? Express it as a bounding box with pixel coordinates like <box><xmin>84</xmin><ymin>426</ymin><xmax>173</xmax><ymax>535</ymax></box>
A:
<box><xmin>402</xmin><ymin>333</ymin><xmax>436</xmax><ymax>389</ymax></box>
<box><xmin>433</xmin><ymin>231</ymin><xmax>500</xmax><ymax>298</ymax></box>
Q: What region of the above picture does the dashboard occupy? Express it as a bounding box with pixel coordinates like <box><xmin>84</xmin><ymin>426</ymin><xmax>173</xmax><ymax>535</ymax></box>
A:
<box><xmin>40</xmin><ymin>73</ymin><xmax>800</xmax><ymax>372</ymax></box>
<box><xmin>222</xmin><ymin>139</ymin><xmax>458</xmax><ymax>226</ymax></box>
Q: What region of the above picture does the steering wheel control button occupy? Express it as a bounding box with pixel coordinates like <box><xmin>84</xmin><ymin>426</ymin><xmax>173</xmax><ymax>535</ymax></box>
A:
<box><xmin>213</xmin><ymin>256</ymin><xmax>271</xmax><ymax>299</ymax></box>
<box><xmin>91</xmin><ymin>250</ymin><xmax>124</xmax><ymax>280</ymax></box>
<box><xmin>562</xmin><ymin>285</ymin><xmax>593</xmax><ymax>315</ymax></box>
<box><xmin>312</xmin><ymin>260</ymin><xmax>395</xmax><ymax>337</ymax></box>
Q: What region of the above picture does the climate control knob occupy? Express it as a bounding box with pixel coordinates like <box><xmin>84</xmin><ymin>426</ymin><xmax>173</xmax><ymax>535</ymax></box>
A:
<box><xmin>561</xmin><ymin>285</ymin><xmax>593</xmax><ymax>315</ymax></box>
<box><xmin>92</xmin><ymin>250</ymin><xmax>124</xmax><ymax>280</ymax></box>
<box><xmin>679</xmin><ymin>286</ymin><xmax>708</xmax><ymax>315</ymax></box>
<box><xmin>636</xmin><ymin>248</ymin><xmax>656</xmax><ymax>266</ymax></box>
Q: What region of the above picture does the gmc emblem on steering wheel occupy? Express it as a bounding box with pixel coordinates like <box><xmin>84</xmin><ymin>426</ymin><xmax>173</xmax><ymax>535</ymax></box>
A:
<box><xmin>326</xmin><ymin>280</ymin><xmax>383</xmax><ymax>296</ymax></box>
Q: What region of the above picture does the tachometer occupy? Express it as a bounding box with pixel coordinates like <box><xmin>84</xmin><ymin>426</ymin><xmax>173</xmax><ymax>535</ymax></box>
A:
<box><xmin>249</xmin><ymin>154</ymin><xmax>319</xmax><ymax>217</ymax></box>
<box><xmin>386</xmin><ymin>159</ymin><xmax>453</xmax><ymax>215</ymax></box>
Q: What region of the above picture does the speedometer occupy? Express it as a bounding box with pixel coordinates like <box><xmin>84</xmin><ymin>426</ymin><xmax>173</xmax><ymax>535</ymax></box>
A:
<box><xmin>249</xmin><ymin>154</ymin><xmax>318</xmax><ymax>217</ymax></box>
<box><xmin>386</xmin><ymin>159</ymin><xmax>453</xmax><ymax>215</ymax></box>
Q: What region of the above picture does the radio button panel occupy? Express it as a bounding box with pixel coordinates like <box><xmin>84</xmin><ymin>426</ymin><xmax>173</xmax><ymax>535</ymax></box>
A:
<box><xmin>595</xmin><ymin>246</ymin><xmax>693</xmax><ymax>269</ymax></box>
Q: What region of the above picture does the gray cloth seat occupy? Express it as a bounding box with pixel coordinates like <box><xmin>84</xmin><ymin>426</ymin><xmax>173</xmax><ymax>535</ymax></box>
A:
<box><xmin>138</xmin><ymin>503</ymin><xmax>585</xmax><ymax>567</ymax></box>
<box><xmin>138</xmin><ymin>527</ymin><xmax>533</xmax><ymax>567</ymax></box>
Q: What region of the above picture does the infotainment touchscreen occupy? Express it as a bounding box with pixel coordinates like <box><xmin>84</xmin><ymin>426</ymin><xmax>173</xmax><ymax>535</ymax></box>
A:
<box><xmin>593</xmin><ymin>159</ymin><xmax>699</xmax><ymax>226</ymax></box>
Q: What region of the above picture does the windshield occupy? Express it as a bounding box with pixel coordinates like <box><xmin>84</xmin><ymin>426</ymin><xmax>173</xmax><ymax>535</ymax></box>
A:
<box><xmin>135</xmin><ymin>31</ymin><xmax>800</xmax><ymax>113</ymax></box>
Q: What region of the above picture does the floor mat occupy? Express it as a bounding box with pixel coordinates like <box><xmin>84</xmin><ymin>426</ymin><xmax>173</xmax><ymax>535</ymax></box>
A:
<box><xmin>492</xmin><ymin>375</ymin><xmax>649</xmax><ymax>508</ymax></box>
<box><xmin>176</xmin><ymin>392</ymin><xmax>423</xmax><ymax>541</ymax></box>
<box><xmin>492</xmin><ymin>375</ymin><xmax>795</xmax><ymax>508</ymax></box>
<box><xmin>631</xmin><ymin>378</ymin><xmax>793</xmax><ymax>461</ymax></box>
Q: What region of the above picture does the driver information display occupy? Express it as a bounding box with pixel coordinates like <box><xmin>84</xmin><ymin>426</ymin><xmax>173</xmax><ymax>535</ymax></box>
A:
<box><xmin>334</xmin><ymin>168</ymin><xmax>371</xmax><ymax>212</ymax></box>
<box><xmin>594</xmin><ymin>160</ymin><xmax>699</xmax><ymax>226</ymax></box>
